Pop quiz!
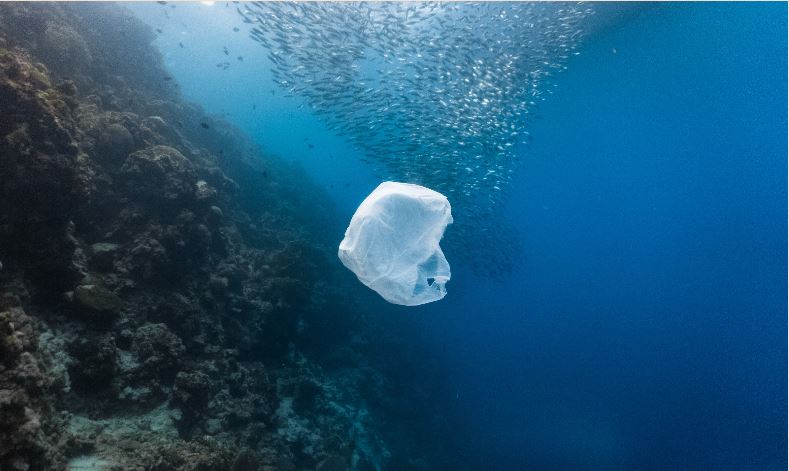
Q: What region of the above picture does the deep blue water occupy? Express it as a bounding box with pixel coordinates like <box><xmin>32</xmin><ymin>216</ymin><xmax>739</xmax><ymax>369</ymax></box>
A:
<box><xmin>424</xmin><ymin>4</ymin><xmax>787</xmax><ymax>469</ymax></box>
<box><xmin>133</xmin><ymin>3</ymin><xmax>787</xmax><ymax>469</ymax></box>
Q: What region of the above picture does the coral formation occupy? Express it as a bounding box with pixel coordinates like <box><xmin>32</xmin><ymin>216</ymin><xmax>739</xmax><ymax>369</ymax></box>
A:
<box><xmin>0</xmin><ymin>3</ymin><xmax>457</xmax><ymax>470</ymax></box>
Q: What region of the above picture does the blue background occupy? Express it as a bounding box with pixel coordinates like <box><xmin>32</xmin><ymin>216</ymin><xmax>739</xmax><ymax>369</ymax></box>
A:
<box><xmin>428</xmin><ymin>4</ymin><xmax>787</xmax><ymax>469</ymax></box>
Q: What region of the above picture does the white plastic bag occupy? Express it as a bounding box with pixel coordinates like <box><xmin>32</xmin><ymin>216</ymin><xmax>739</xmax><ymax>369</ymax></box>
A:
<box><xmin>338</xmin><ymin>181</ymin><xmax>452</xmax><ymax>306</ymax></box>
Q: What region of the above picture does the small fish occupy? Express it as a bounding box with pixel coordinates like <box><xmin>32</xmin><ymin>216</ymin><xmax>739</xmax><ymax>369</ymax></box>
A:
<box><xmin>157</xmin><ymin>1</ymin><xmax>167</xmax><ymax>4</ymax></box>
<box><xmin>155</xmin><ymin>28</ymin><xmax>163</xmax><ymax>34</ymax></box>
<box><xmin>200</xmin><ymin>122</ymin><xmax>210</xmax><ymax>129</ymax></box>
<box><xmin>163</xmin><ymin>76</ymin><xmax>172</xmax><ymax>81</ymax></box>
<box><xmin>223</xmin><ymin>46</ymin><xmax>229</xmax><ymax>55</ymax></box>
<box><xmin>308</xmin><ymin>143</ymin><xmax>314</xmax><ymax>149</ymax></box>
<box><xmin>237</xmin><ymin>56</ymin><xmax>243</xmax><ymax>61</ymax></box>
<box><xmin>252</xmin><ymin>104</ymin><xmax>257</xmax><ymax>110</ymax></box>
<box><xmin>262</xmin><ymin>171</ymin><xmax>268</xmax><ymax>178</ymax></box>
<box><xmin>179</xmin><ymin>42</ymin><xmax>184</xmax><ymax>48</ymax></box>
<box><xmin>233</xmin><ymin>27</ymin><xmax>240</xmax><ymax>32</ymax></box>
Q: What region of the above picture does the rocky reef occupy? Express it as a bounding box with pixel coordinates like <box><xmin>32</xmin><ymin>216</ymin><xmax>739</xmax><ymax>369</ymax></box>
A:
<box><xmin>0</xmin><ymin>3</ymin><xmax>458</xmax><ymax>470</ymax></box>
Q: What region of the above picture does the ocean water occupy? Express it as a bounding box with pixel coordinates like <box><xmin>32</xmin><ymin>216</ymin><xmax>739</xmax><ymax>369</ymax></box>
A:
<box><xmin>129</xmin><ymin>2</ymin><xmax>787</xmax><ymax>469</ymax></box>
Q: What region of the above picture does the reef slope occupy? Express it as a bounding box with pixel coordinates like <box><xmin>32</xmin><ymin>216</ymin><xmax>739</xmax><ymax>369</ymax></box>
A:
<box><xmin>0</xmin><ymin>4</ymin><xmax>454</xmax><ymax>470</ymax></box>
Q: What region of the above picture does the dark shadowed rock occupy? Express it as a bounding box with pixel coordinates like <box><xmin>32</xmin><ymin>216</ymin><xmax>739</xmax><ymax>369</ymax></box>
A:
<box><xmin>67</xmin><ymin>335</ymin><xmax>118</xmax><ymax>394</ymax></box>
<box><xmin>292</xmin><ymin>379</ymin><xmax>322</xmax><ymax>415</ymax></box>
<box><xmin>0</xmin><ymin>305</ymin><xmax>65</xmax><ymax>469</ymax></box>
<box><xmin>120</xmin><ymin>145</ymin><xmax>197</xmax><ymax>208</ymax></box>
<box><xmin>172</xmin><ymin>369</ymin><xmax>212</xmax><ymax>435</ymax></box>
<box><xmin>96</xmin><ymin>122</ymin><xmax>134</xmax><ymax>164</ymax></box>
<box><xmin>132</xmin><ymin>323</ymin><xmax>185</xmax><ymax>381</ymax></box>
<box><xmin>0</xmin><ymin>46</ymin><xmax>82</xmax><ymax>293</ymax></box>
<box><xmin>74</xmin><ymin>283</ymin><xmax>122</xmax><ymax>313</ymax></box>
<box><xmin>206</xmin><ymin>205</ymin><xmax>224</xmax><ymax>227</ymax></box>
<box><xmin>316</xmin><ymin>455</ymin><xmax>349</xmax><ymax>471</ymax></box>
<box><xmin>195</xmin><ymin>179</ymin><xmax>218</xmax><ymax>204</ymax></box>
<box><xmin>41</xmin><ymin>21</ymin><xmax>92</xmax><ymax>73</ymax></box>
<box><xmin>139</xmin><ymin>115</ymin><xmax>187</xmax><ymax>149</ymax></box>
<box><xmin>173</xmin><ymin>370</ymin><xmax>211</xmax><ymax>411</ymax></box>
<box><xmin>88</xmin><ymin>242</ymin><xmax>119</xmax><ymax>272</ymax></box>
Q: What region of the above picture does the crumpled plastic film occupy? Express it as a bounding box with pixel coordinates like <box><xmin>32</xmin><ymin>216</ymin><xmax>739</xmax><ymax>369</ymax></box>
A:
<box><xmin>338</xmin><ymin>182</ymin><xmax>452</xmax><ymax>306</ymax></box>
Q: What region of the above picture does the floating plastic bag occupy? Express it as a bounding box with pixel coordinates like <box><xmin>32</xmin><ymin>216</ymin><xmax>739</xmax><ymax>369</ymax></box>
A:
<box><xmin>339</xmin><ymin>181</ymin><xmax>452</xmax><ymax>306</ymax></box>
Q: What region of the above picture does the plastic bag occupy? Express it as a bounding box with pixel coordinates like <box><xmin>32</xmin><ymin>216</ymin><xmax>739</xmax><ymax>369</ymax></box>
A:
<box><xmin>338</xmin><ymin>181</ymin><xmax>452</xmax><ymax>306</ymax></box>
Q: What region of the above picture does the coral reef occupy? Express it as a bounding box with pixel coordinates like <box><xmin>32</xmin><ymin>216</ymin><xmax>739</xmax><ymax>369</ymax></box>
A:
<box><xmin>0</xmin><ymin>3</ymin><xmax>457</xmax><ymax>470</ymax></box>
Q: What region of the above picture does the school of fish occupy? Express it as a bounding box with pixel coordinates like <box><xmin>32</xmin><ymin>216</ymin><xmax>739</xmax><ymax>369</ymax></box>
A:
<box><xmin>237</xmin><ymin>2</ymin><xmax>595</xmax><ymax>276</ymax></box>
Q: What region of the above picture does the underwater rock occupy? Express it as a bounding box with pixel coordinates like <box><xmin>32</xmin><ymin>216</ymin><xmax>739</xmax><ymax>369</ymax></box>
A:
<box><xmin>73</xmin><ymin>101</ymin><xmax>105</xmax><ymax>134</ymax></box>
<box><xmin>67</xmin><ymin>335</ymin><xmax>118</xmax><ymax>394</ymax></box>
<box><xmin>41</xmin><ymin>21</ymin><xmax>92</xmax><ymax>73</ymax></box>
<box><xmin>209</xmin><ymin>275</ymin><xmax>229</xmax><ymax>297</ymax></box>
<box><xmin>0</xmin><ymin>390</ymin><xmax>52</xmax><ymax>470</ymax></box>
<box><xmin>117</xmin><ymin>382</ymin><xmax>157</xmax><ymax>407</ymax></box>
<box><xmin>173</xmin><ymin>370</ymin><xmax>211</xmax><ymax>411</ymax></box>
<box><xmin>172</xmin><ymin>370</ymin><xmax>212</xmax><ymax>435</ymax></box>
<box><xmin>0</xmin><ymin>46</ymin><xmax>83</xmax><ymax>292</ymax></box>
<box><xmin>0</xmin><ymin>309</ymin><xmax>27</xmax><ymax>362</ymax></box>
<box><xmin>55</xmin><ymin>78</ymin><xmax>77</xmax><ymax>96</ymax></box>
<box><xmin>231</xmin><ymin>450</ymin><xmax>261</xmax><ymax>471</ymax></box>
<box><xmin>195</xmin><ymin>179</ymin><xmax>218</xmax><ymax>203</ymax></box>
<box><xmin>74</xmin><ymin>283</ymin><xmax>122</xmax><ymax>313</ymax></box>
<box><xmin>126</xmin><ymin>232</ymin><xmax>170</xmax><ymax>282</ymax></box>
<box><xmin>120</xmin><ymin>145</ymin><xmax>197</xmax><ymax>209</ymax></box>
<box><xmin>0</xmin><ymin>306</ymin><xmax>64</xmax><ymax>470</ymax></box>
<box><xmin>88</xmin><ymin>242</ymin><xmax>119</xmax><ymax>272</ymax></box>
<box><xmin>139</xmin><ymin>115</ymin><xmax>188</xmax><ymax>149</ymax></box>
<box><xmin>292</xmin><ymin>379</ymin><xmax>323</xmax><ymax>415</ymax></box>
<box><xmin>96</xmin><ymin>122</ymin><xmax>135</xmax><ymax>164</ymax></box>
<box><xmin>206</xmin><ymin>205</ymin><xmax>224</xmax><ymax>227</ymax></box>
<box><xmin>200</xmin><ymin>165</ymin><xmax>240</xmax><ymax>194</ymax></box>
<box><xmin>132</xmin><ymin>323</ymin><xmax>185</xmax><ymax>382</ymax></box>
<box><xmin>316</xmin><ymin>455</ymin><xmax>350</xmax><ymax>471</ymax></box>
<box><xmin>159</xmin><ymin>215</ymin><xmax>212</xmax><ymax>270</ymax></box>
